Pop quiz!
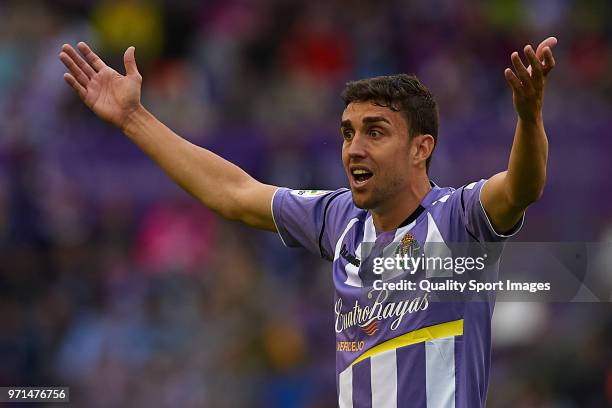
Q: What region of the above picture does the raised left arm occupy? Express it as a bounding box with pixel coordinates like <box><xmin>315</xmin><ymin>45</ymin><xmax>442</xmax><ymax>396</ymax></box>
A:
<box><xmin>481</xmin><ymin>37</ymin><xmax>557</xmax><ymax>233</ymax></box>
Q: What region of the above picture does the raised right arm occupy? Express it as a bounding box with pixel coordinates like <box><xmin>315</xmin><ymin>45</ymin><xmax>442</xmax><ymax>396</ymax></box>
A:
<box><xmin>59</xmin><ymin>42</ymin><xmax>277</xmax><ymax>231</ymax></box>
<box><xmin>123</xmin><ymin>106</ymin><xmax>277</xmax><ymax>229</ymax></box>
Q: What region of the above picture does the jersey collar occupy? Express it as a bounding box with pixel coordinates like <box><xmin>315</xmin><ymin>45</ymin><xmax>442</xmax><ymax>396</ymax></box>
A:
<box><xmin>398</xmin><ymin>180</ymin><xmax>440</xmax><ymax>227</ymax></box>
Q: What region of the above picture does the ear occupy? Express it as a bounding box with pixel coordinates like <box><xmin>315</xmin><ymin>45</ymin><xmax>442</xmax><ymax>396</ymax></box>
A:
<box><xmin>411</xmin><ymin>134</ymin><xmax>435</xmax><ymax>167</ymax></box>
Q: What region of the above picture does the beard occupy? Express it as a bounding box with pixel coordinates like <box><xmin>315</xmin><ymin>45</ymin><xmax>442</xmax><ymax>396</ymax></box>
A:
<box><xmin>350</xmin><ymin>173</ymin><xmax>406</xmax><ymax>210</ymax></box>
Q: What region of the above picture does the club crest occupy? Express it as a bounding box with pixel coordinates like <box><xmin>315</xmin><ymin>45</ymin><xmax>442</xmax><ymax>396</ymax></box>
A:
<box><xmin>398</xmin><ymin>233</ymin><xmax>421</xmax><ymax>258</ymax></box>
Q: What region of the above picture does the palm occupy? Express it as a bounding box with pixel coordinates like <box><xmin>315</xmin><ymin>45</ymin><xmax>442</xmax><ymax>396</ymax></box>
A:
<box><xmin>60</xmin><ymin>42</ymin><xmax>142</xmax><ymax>129</ymax></box>
<box><xmin>504</xmin><ymin>36</ymin><xmax>557</xmax><ymax>122</ymax></box>
<box><xmin>85</xmin><ymin>67</ymin><xmax>140</xmax><ymax>126</ymax></box>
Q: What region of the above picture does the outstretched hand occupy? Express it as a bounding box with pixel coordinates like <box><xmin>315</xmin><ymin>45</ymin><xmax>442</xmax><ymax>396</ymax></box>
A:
<box><xmin>504</xmin><ymin>36</ymin><xmax>557</xmax><ymax>123</ymax></box>
<box><xmin>59</xmin><ymin>42</ymin><xmax>143</xmax><ymax>130</ymax></box>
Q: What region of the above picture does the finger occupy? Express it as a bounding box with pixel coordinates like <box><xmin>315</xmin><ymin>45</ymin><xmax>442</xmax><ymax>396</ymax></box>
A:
<box><xmin>61</xmin><ymin>44</ymin><xmax>96</xmax><ymax>79</ymax></box>
<box><xmin>504</xmin><ymin>68</ymin><xmax>522</xmax><ymax>94</ymax></box>
<box><xmin>535</xmin><ymin>36</ymin><xmax>558</xmax><ymax>59</ymax></box>
<box><xmin>123</xmin><ymin>46</ymin><xmax>141</xmax><ymax>79</ymax></box>
<box><xmin>63</xmin><ymin>73</ymin><xmax>87</xmax><ymax>101</ymax></box>
<box><xmin>59</xmin><ymin>51</ymin><xmax>90</xmax><ymax>88</ymax></box>
<box><xmin>542</xmin><ymin>47</ymin><xmax>556</xmax><ymax>75</ymax></box>
<box><xmin>511</xmin><ymin>51</ymin><xmax>534</xmax><ymax>93</ymax></box>
<box><xmin>77</xmin><ymin>42</ymin><xmax>106</xmax><ymax>72</ymax></box>
<box><xmin>524</xmin><ymin>44</ymin><xmax>543</xmax><ymax>83</ymax></box>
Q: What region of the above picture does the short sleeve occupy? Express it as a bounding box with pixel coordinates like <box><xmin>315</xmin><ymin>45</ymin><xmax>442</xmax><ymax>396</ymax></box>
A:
<box><xmin>271</xmin><ymin>188</ymin><xmax>351</xmax><ymax>260</ymax></box>
<box><xmin>458</xmin><ymin>179</ymin><xmax>524</xmax><ymax>243</ymax></box>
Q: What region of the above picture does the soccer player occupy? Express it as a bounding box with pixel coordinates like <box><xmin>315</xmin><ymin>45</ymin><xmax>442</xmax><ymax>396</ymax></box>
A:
<box><xmin>59</xmin><ymin>36</ymin><xmax>556</xmax><ymax>407</ymax></box>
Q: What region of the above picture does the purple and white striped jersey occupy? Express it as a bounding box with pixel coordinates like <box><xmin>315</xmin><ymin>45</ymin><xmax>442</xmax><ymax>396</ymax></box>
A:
<box><xmin>271</xmin><ymin>180</ymin><xmax>522</xmax><ymax>408</ymax></box>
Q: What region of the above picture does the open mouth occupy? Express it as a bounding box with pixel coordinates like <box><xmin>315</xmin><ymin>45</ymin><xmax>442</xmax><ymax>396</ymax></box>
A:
<box><xmin>351</xmin><ymin>168</ymin><xmax>373</xmax><ymax>185</ymax></box>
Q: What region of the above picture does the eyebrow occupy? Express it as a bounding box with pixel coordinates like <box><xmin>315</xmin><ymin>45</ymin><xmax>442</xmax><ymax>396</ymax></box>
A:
<box><xmin>340</xmin><ymin>116</ymin><xmax>391</xmax><ymax>128</ymax></box>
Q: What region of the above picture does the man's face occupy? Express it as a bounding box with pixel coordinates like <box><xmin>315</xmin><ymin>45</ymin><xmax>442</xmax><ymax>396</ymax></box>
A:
<box><xmin>341</xmin><ymin>101</ymin><xmax>413</xmax><ymax>210</ymax></box>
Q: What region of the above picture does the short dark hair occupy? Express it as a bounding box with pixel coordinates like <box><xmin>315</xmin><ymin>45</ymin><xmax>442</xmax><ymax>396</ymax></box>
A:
<box><xmin>341</xmin><ymin>74</ymin><xmax>439</xmax><ymax>171</ymax></box>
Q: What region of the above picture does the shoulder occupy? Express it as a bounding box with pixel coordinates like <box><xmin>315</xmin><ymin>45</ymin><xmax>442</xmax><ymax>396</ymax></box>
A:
<box><xmin>317</xmin><ymin>189</ymin><xmax>366</xmax><ymax>240</ymax></box>
<box><xmin>428</xmin><ymin>180</ymin><xmax>488</xmax><ymax>211</ymax></box>
<box><xmin>423</xmin><ymin>181</ymin><xmax>491</xmax><ymax>228</ymax></box>
<box><xmin>272</xmin><ymin>187</ymin><xmax>363</xmax><ymax>236</ymax></box>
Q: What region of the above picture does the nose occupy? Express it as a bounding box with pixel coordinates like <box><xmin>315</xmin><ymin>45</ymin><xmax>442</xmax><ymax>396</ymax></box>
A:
<box><xmin>346</xmin><ymin>132</ymin><xmax>368</xmax><ymax>160</ymax></box>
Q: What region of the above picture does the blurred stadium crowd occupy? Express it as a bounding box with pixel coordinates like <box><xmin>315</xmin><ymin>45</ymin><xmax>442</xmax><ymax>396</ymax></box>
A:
<box><xmin>0</xmin><ymin>0</ymin><xmax>611</xmax><ymax>407</ymax></box>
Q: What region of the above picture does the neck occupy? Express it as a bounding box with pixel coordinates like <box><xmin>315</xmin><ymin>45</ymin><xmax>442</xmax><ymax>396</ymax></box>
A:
<box><xmin>371</xmin><ymin>176</ymin><xmax>432</xmax><ymax>232</ymax></box>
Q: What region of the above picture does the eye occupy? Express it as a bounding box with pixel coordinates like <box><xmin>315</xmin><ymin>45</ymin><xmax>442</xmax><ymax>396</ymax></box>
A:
<box><xmin>342</xmin><ymin>129</ymin><xmax>354</xmax><ymax>141</ymax></box>
<box><xmin>369</xmin><ymin>129</ymin><xmax>382</xmax><ymax>138</ymax></box>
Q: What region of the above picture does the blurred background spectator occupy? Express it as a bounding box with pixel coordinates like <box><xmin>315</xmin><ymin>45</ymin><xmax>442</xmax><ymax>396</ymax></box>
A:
<box><xmin>0</xmin><ymin>0</ymin><xmax>610</xmax><ymax>406</ymax></box>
